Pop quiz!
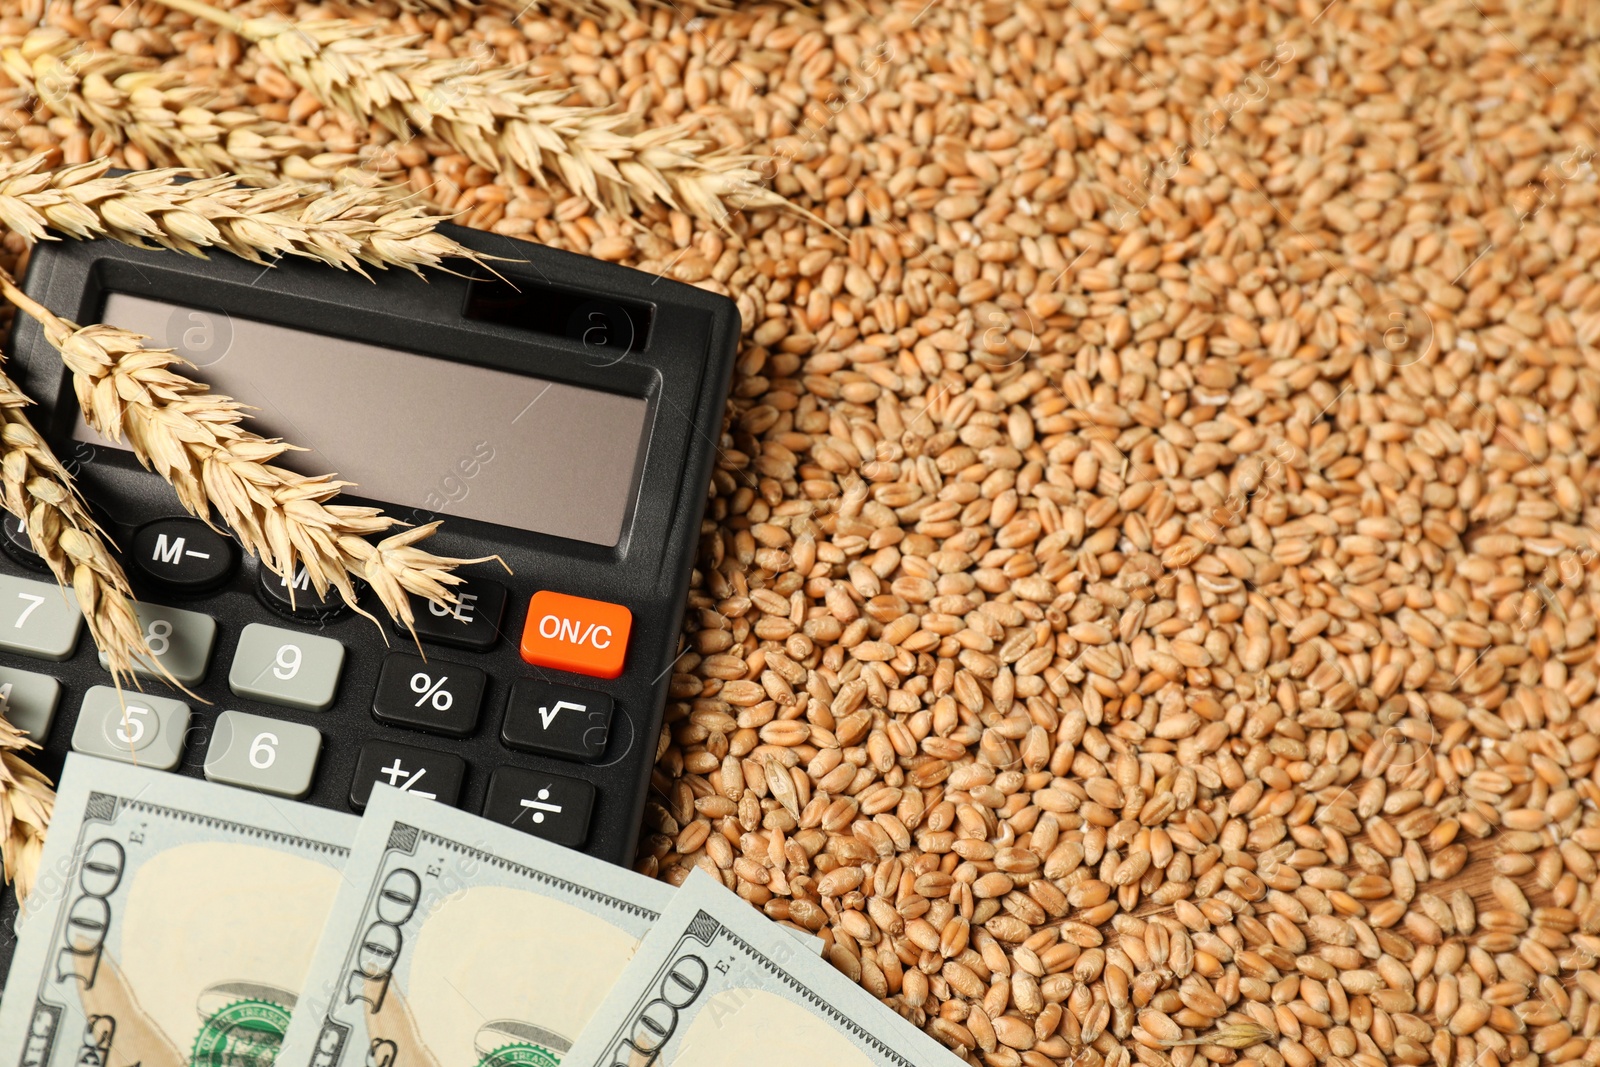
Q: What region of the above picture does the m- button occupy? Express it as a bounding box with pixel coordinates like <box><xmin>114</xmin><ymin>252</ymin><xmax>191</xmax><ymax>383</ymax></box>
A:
<box><xmin>519</xmin><ymin>591</ymin><xmax>631</xmax><ymax>679</ymax></box>
<box><xmin>130</xmin><ymin>517</ymin><xmax>236</xmax><ymax>593</ymax></box>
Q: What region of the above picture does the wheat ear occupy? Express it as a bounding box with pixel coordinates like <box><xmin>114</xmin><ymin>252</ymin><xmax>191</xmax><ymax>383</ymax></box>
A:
<box><xmin>0</xmin><ymin>29</ymin><xmax>366</xmax><ymax>186</ymax></box>
<box><xmin>0</xmin><ymin>712</ymin><xmax>51</xmax><ymax>902</ymax></box>
<box><xmin>0</xmin><ymin>155</ymin><xmax>493</xmax><ymax>276</ymax></box>
<box><xmin>153</xmin><ymin>0</ymin><xmax>793</xmax><ymax>229</ymax></box>
<box><xmin>0</xmin><ymin>366</ymin><xmax>157</xmax><ymax>688</ymax></box>
<box><xmin>0</xmin><ymin>270</ymin><xmax>496</xmax><ymax>635</ymax></box>
<box><xmin>356</xmin><ymin>0</ymin><xmax>639</xmax><ymax>22</ymax></box>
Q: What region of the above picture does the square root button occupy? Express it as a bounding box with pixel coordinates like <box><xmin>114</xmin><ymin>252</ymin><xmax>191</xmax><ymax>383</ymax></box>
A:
<box><xmin>519</xmin><ymin>591</ymin><xmax>631</xmax><ymax>679</ymax></box>
<box><xmin>482</xmin><ymin>766</ymin><xmax>595</xmax><ymax>849</ymax></box>
<box><xmin>501</xmin><ymin>680</ymin><xmax>612</xmax><ymax>762</ymax></box>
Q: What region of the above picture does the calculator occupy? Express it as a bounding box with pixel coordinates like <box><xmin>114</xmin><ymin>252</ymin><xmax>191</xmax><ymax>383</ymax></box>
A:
<box><xmin>0</xmin><ymin>224</ymin><xmax>738</xmax><ymax>968</ymax></box>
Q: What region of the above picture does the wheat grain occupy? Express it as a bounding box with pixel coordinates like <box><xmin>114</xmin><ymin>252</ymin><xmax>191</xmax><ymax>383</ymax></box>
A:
<box><xmin>0</xmin><ymin>269</ymin><xmax>498</xmax><ymax>635</ymax></box>
<box><xmin>0</xmin><ymin>154</ymin><xmax>491</xmax><ymax>275</ymax></box>
<box><xmin>154</xmin><ymin>0</ymin><xmax>791</xmax><ymax>229</ymax></box>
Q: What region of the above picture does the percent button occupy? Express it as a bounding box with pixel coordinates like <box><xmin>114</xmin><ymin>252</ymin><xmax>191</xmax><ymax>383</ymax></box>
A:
<box><xmin>371</xmin><ymin>653</ymin><xmax>486</xmax><ymax>738</ymax></box>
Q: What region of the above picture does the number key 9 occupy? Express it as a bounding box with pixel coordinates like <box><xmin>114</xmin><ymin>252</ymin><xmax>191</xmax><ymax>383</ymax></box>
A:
<box><xmin>228</xmin><ymin>624</ymin><xmax>346</xmax><ymax>712</ymax></box>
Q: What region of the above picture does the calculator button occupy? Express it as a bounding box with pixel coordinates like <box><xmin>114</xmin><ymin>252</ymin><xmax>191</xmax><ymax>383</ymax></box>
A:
<box><xmin>98</xmin><ymin>602</ymin><xmax>216</xmax><ymax>685</ymax></box>
<box><xmin>482</xmin><ymin>766</ymin><xmax>595</xmax><ymax>848</ymax></box>
<box><xmin>130</xmin><ymin>517</ymin><xmax>236</xmax><ymax>593</ymax></box>
<box><xmin>371</xmin><ymin>653</ymin><xmax>486</xmax><ymax>738</ymax></box>
<box><xmin>204</xmin><ymin>710</ymin><xmax>321</xmax><ymax>798</ymax></box>
<box><xmin>518</xmin><ymin>591</ymin><xmax>631</xmax><ymax>680</ymax></box>
<box><xmin>0</xmin><ymin>667</ymin><xmax>61</xmax><ymax>741</ymax></box>
<box><xmin>258</xmin><ymin>563</ymin><xmax>347</xmax><ymax>619</ymax></box>
<box><xmin>502</xmin><ymin>680</ymin><xmax>612</xmax><ymax>762</ymax></box>
<box><xmin>349</xmin><ymin>740</ymin><xmax>466</xmax><ymax>811</ymax></box>
<box><xmin>0</xmin><ymin>574</ymin><xmax>83</xmax><ymax>661</ymax></box>
<box><xmin>1</xmin><ymin>514</ymin><xmax>45</xmax><ymax>571</ymax></box>
<box><xmin>71</xmin><ymin>686</ymin><xmax>190</xmax><ymax>771</ymax></box>
<box><xmin>229</xmin><ymin>623</ymin><xmax>344</xmax><ymax>711</ymax></box>
<box><xmin>394</xmin><ymin>578</ymin><xmax>507</xmax><ymax>651</ymax></box>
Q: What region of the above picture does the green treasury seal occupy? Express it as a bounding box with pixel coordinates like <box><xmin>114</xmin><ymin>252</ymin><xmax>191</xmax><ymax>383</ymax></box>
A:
<box><xmin>477</xmin><ymin>1044</ymin><xmax>562</xmax><ymax>1067</ymax></box>
<box><xmin>191</xmin><ymin>999</ymin><xmax>290</xmax><ymax>1067</ymax></box>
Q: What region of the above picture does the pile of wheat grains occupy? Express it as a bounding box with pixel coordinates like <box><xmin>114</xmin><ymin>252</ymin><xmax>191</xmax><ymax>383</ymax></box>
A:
<box><xmin>4</xmin><ymin>0</ymin><xmax>1600</xmax><ymax>1064</ymax></box>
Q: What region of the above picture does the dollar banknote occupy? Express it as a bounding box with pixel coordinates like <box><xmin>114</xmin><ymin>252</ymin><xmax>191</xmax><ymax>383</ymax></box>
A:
<box><xmin>0</xmin><ymin>753</ymin><xmax>358</xmax><ymax>1067</ymax></box>
<box><xmin>274</xmin><ymin>783</ymin><xmax>676</xmax><ymax>1067</ymax></box>
<box><xmin>562</xmin><ymin>867</ymin><xmax>962</xmax><ymax>1067</ymax></box>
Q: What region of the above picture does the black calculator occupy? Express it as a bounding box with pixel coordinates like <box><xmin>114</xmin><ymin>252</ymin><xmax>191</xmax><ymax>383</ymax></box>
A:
<box><xmin>0</xmin><ymin>225</ymin><xmax>738</xmax><ymax>969</ymax></box>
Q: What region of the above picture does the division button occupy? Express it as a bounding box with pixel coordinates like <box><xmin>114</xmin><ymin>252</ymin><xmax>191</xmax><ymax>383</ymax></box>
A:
<box><xmin>349</xmin><ymin>739</ymin><xmax>466</xmax><ymax>811</ymax></box>
<box><xmin>482</xmin><ymin>765</ymin><xmax>595</xmax><ymax>848</ymax></box>
<box><xmin>71</xmin><ymin>686</ymin><xmax>190</xmax><ymax>771</ymax></box>
<box><xmin>371</xmin><ymin>653</ymin><xmax>486</xmax><ymax>738</ymax></box>
<box><xmin>98</xmin><ymin>601</ymin><xmax>216</xmax><ymax>685</ymax></box>
<box><xmin>204</xmin><ymin>710</ymin><xmax>322</xmax><ymax>798</ymax></box>
<box><xmin>0</xmin><ymin>573</ymin><xmax>83</xmax><ymax>661</ymax></box>
<box><xmin>501</xmin><ymin>680</ymin><xmax>613</xmax><ymax>762</ymax></box>
<box><xmin>130</xmin><ymin>517</ymin><xmax>237</xmax><ymax>593</ymax></box>
<box><xmin>228</xmin><ymin>623</ymin><xmax>345</xmax><ymax>711</ymax></box>
<box><xmin>393</xmin><ymin>577</ymin><xmax>507</xmax><ymax>651</ymax></box>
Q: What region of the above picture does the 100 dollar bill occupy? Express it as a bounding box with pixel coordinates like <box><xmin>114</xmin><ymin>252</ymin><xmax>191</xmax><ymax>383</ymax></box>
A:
<box><xmin>276</xmin><ymin>784</ymin><xmax>675</xmax><ymax>1067</ymax></box>
<box><xmin>562</xmin><ymin>868</ymin><xmax>962</xmax><ymax>1067</ymax></box>
<box><xmin>0</xmin><ymin>754</ymin><xmax>358</xmax><ymax>1067</ymax></box>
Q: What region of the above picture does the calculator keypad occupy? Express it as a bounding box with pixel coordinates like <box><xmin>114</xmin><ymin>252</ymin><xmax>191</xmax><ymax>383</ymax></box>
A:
<box><xmin>482</xmin><ymin>765</ymin><xmax>595</xmax><ymax>848</ymax></box>
<box><xmin>350</xmin><ymin>739</ymin><xmax>466</xmax><ymax>811</ymax></box>
<box><xmin>0</xmin><ymin>574</ymin><xmax>83</xmax><ymax>661</ymax></box>
<box><xmin>99</xmin><ymin>602</ymin><xmax>216</xmax><ymax>685</ymax></box>
<box><xmin>0</xmin><ymin>666</ymin><xmax>61</xmax><ymax>742</ymax></box>
<box><xmin>204</xmin><ymin>710</ymin><xmax>322</xmax><ymax>798</ymax></box>
<box><xmin>371</xmin><ymin>653</ymin><xmax>486</xmax><ymax>738</ymax></box>
<box><xmin>229</xmin><ymin>623</ymin><xmax>345</xmax><ymax>711</ymax></box>
<box><xmin>397</xmin><ymin>578</ymin><xmax>507</xmax><ymax>651</ymax></box>
<box><xmin>502</xmin><ymin>680</ymin><xmax>612</xmax><ymax>762</ymax></box>
<box><xmin>7</xmin><ymin>560</ymin><xmax>625</xmax><ymax>845</ymax></box>
<box><xmin>72</xmin><ymin>686</ymin><xmax>190</xmax><ymax>770</ymax></box>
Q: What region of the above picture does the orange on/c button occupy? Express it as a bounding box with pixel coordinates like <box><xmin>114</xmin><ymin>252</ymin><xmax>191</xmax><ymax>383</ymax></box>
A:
<box><xmin>519</xmin><ymin>591</ymin><xmax>632</xmax><ymax>680</ymax></box>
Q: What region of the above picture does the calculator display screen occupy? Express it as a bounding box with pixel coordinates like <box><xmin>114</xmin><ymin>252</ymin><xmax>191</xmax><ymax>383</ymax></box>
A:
<box><xmin>80</xmin><ymin>294</ymin><xmax>650</xmax><ymax>546</ymax></box>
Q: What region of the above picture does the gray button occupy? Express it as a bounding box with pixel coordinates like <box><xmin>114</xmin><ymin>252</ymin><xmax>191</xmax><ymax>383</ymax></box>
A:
<box><xmin>204</xmin><ymin>711</ymin><xmax>322</xmax><ymax>798</ymax></box>
<box><xmin>98</xmin><ymin>602</ymin><xmax>216</xmax><ymax>685</ymax></box>
<box><xmin>71</xmin><ymin>686</ymin><xmax>191</xmax><ymax>771</ymax></box>
<box><xmin>228</xmin><ymin>624</ymin><xmax>344</xmax><ymax>711</ymax></box>
<box><xmin>0</xmin><ymin>667</ymin><xmax>61</xmax><ymax>741</ymax></box>
<box><xmin>0</xmin><ymin>573</ymin><xmax>83</xmax><ymax>661</ymax></box>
